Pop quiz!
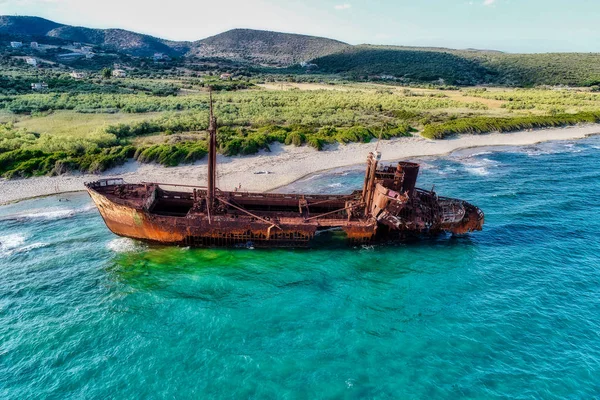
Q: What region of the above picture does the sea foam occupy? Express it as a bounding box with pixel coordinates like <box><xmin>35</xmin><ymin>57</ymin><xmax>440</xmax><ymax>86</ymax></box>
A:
<box><xmin>107</xmin><ymin>238</ymin><xmax>143</xmax><ymax>253</ymax></box>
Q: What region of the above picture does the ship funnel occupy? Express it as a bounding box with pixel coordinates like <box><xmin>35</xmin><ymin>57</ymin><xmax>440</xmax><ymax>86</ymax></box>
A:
<box><xmin>396</xmin><ymin>162</ymin><xmax>419</xmax><ymax>195</ymax></box>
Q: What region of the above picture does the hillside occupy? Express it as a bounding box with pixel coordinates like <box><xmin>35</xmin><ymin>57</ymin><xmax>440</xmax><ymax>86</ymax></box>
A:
<box><xmin>0</xmin><ymin>15</ymin><xmax>62</xmax><ymax>36</ymax></box>
<box><xmin>0</xmin><ymin>16</ymin><xmax>347</xmax><ymax>64</ymax></box>
<box><xmin>311</xmin><ymin>45</ymin><xmax>600</xmax><ymax>87</ymax></box>
<box><xmin>309</xmin><ymin>45</ymin><xmax>497</xmax><ymax>85</ymax></box>
<box><xmin>0</xmin><ymin>16</ymin><xmax>189</xmax><ymax>56</ymax></box>
<box><xmin>191</xmin><ymin>29</ymin><xmax>349</xmax><ymax>66</ymax></box>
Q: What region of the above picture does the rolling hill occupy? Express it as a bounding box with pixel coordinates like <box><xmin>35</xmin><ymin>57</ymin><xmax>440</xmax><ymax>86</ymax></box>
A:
<box><xmin>0</xmin><ymin>16</ymin><xmax>347</xmax><ymax>63</ymax></box>
<box><xmin>312</xmin><ymin>45</ymin><xmax>600</xmax><ymax>87</ymax></box>
<box><xmin>0</xmin><ymin>16</ymin><xmax>190</xmax><ymax>56</ymax></box>
<box><xmin>2</xmin><ymin>15</ymin><xmax>600</xmax><ymax>86</ymax></box>
<box><xmin>192</xmin><ymin>29</ymin><xmax>349</xmax><ymax>66</ymax></box>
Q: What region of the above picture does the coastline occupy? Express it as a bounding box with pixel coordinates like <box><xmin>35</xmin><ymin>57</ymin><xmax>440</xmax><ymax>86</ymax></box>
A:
<box><xmin>1</xmin><ymin>124</ymin><xmax>599</xmax><ymax>205</ymax></box>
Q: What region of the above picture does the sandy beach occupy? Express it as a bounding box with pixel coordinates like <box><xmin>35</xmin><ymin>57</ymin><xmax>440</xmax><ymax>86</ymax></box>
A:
<box><xmin>1</xmin><ymin>124</ymin><xmax>599</xmax><ymax>205</ymax></box>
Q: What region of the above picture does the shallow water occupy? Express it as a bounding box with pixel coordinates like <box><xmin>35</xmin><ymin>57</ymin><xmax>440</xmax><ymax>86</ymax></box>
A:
<box><xmin>1</xmin><ymin>137</ymin><xmax>600</xmax><ymax>398</ymax></box>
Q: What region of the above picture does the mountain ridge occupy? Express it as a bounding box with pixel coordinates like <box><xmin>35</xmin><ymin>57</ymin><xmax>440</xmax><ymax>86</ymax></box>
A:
<box><xmin>0</xmin><ymin>16</ymin><xmax>349</xmax><ymax>64</ymax></box>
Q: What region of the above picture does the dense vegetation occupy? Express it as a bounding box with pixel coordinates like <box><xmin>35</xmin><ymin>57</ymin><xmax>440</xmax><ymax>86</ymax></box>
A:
<box><xmin>310</xmin><ymin>46</ymin><xmax>496</xmax><ymax>85</ymax></box>
<box><xmin>462</xmin><ymin>88</ymin><xmax>600</xmax><ymax>112</ymax></box>
<box><xmin>2</xmin><ymin>80</ymin><xmax>600</xmax><ymax>179</ymax></box>
<box><xmin>0</xmin><ymin>89</ymin><xmax>463</xmax><ymax>123</ymax></box>
<box><xmin>311</xmin><ymin>46</ymin><xmax>600</xmax><ymax>87</ymax></box>
<box><xmin>0</xmin><ymin>116</ymin><xmax>413</xmax><ymax>178</ymax></box>
<box><xmin>422</xmin><ymin>112</ymin><xmax>600</xmax><ymax>139</ymax></box>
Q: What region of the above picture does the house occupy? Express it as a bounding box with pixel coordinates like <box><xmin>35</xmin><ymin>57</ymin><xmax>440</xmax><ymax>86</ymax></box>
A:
<box><xmin>81</xmin><ymin>46</ymin><xmax>93</xmax><ymax>54</ymax></box>
<box><xmin>379</xmin><ymin>75</ymin><xmax>396</xmax><ymax>80</ymax></box>
<box><xmin>25</xmin><ymin>57</ymin><xmax>37</xmax><ymax>67</ymax></box>
<box><xmin>10</xmin><ymin>42</ymin><xmax>23</xmax><ymax>48</ymax></box>
<box><xmin>153</xmin><ymin>52</ymin><xmax>165</xmax><ymax>61</ymax></box>
<box><xmin>112</xmin><ymin>69</ymin><xmax>126</xmax><ymax>78</ymax></box>
<box><xmin>31</xmin><ymin>82</ymin><xmax>48</xmax><ymax>91</ymax></box>
<box><xmin>85</xmin><ymin>52</ymin><xmax>95</xmax><ymax>59</ymax></box>
<box><xmin>30</xmin><ymin>42</ymin><xmax>39</xmax><ymax>49</ymax></box>
<box><xmin>220</xmin><ymin>73</ymin><xmax>233</xmax><ymax>80</ymax></box>
<box><xmin>70</xmin><ymin>71</ymin><xmax>85</xmax><ymax>79</ymax></box>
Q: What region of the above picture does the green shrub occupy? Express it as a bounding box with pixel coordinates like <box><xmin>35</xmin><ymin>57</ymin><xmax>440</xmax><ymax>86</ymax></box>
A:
<box><xmin>422</xmin><ymin>112</ymin><xmax>600</xmax><ymax>139</ymax></box>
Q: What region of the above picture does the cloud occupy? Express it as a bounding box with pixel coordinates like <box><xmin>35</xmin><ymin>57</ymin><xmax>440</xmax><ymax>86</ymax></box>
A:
<box><xmin>334</xmin><ymin>4</ymin><xmax>352</xmax><ymax>10</ymax></box>
<box><xmin>483</xmin><ymin>0</ymin><xmax>496</xmax><ymax>5</ymax></box>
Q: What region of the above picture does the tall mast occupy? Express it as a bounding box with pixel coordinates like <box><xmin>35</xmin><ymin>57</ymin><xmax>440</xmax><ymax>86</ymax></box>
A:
<box><xmin>207</xmin><ymin>89</ymin><xmax>217</xmax><ymax>209</ymax></box>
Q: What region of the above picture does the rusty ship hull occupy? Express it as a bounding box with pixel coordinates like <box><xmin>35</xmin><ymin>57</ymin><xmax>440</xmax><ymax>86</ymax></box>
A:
<box><xmin>86</xmin><ymin>160</ymin><xmax>483</xmax><ymax>248</ymax></box>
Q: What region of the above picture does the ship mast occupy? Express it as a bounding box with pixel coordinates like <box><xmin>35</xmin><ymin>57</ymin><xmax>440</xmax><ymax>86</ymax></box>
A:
<box><xmin>207</xmin><ymin>89</ymin><xmax>217</xmax><ymax>210</ymax></box>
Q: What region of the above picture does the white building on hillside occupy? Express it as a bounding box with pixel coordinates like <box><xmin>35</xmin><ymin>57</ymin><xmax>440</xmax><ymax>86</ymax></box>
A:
<box><xmin>25</xmin><ymin>57</ymin><xmax>37</xmax><ymax>67</ymax></box>
<box><xmin>112</xmin><ymin>69</ymin><xmax>126</xmax><ymax>78</ymax></box>
<box><xmin>70</xmin><ymin>71</ymin><xmax>85</xmax><ymax>79</ymax></box>
<box><xmin>31</xmin><ymin>82</ymin><xmax>48</xmax><ymax>91</ymax></box>
<box><xmin>10</xmin><ymin>42</ymin><xmax>23</xmax><ymax>48</ymax></box>
<box><xmin>30</xmin><ymin>42</ymin><xmax>39</xmax><ymax>49</ymax></box>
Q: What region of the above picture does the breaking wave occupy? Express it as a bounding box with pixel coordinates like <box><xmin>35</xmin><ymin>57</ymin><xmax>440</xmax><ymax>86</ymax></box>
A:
<box><xmin>464</xmin><ymin>167</ymin><xmax>490</xmax><ymax>176</ymax></box>
<box><xmin>0</xmin><ymin>233</ymin><xmax>26</xmax><ymax>253</ymax></box>
<box><xmin>459</xmin><ymin>157</ymin><xmax>499</xmax><ymax>177</ymax></box>
<box><xmin>0</xmin><ymin>233</ymin><xmax>49</xmax><ymax>257</ymax></box>
<box><xmin>107</xmin><ymin>238</ymin><xmax>144</xmax><ymax>253</ymax></box>
<box><xmin>4</xmin><ymin>204</ymin><xmax>96</xmax><ymax>222</ymax></box>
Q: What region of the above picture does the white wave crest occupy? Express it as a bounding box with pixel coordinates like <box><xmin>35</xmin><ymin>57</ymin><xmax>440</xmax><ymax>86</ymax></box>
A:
<box><xmin>465</xmin><ymin>167</ymin><xmax>490</xmax><ymax>176</ymax></box>
<box><xmin>0</xmin><ymin>233</ymin><xmax>49</xmax><ymax>257</ymax></box>
<box><xmin>470</xmin><ymin>151</ymin><xmax>493</xmax><ymax>156</ymax></box>
<box><xmin>107</xmin><ymin>238</ymin><xmax>143</xmax><ymax>253</ymax></box>
<box><xmin>7</xmin><ymin>204</ymin><xmax>96</xmax><ymax>221</ymax></box>
<box><xmin>0</xmin><ymin>233</ymin><xmax>27</xmax><ymax>252</ymax></box>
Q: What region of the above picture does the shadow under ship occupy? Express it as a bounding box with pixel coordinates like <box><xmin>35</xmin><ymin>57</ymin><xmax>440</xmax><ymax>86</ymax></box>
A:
<box><xmin>86</xmin><ymin>104</ymin><xmax>484</xmax><ymax>248</ymax></box>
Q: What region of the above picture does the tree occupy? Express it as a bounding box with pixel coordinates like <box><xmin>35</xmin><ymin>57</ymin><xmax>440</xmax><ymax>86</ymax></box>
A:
<box><xmin>101</xmin><ymin>68</ymin><xmax>112</xmax><ymax>79</ymax></box>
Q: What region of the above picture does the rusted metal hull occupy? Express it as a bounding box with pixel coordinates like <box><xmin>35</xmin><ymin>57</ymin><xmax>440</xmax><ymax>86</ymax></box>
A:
<box><xmin>86</xmin><ymin>159</ymin><xmax>484</xmax><ymax>249</ymax></box>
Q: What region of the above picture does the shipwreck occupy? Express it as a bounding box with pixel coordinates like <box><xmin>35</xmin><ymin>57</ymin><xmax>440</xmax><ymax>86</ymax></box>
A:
<box><xmin>86</xmin><ymin>98</ymin><xmax>484</xmax><ymax>248</ymax></box>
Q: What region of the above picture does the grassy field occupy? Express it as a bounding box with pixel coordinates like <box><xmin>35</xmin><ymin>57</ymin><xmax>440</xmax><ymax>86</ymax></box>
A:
<box><xmin>1</xmin><ymin>82</ymin><xmax>600</xmax><ymax>178</ymax></box>
<box><xmin>11</xmin><ymin>111</ymin><xmax>162</xmax><ymax>138</ymax></box>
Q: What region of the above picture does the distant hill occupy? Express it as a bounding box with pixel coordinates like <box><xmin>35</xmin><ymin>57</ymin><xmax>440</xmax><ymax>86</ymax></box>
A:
<box><xmin>45</xmin><ymin>26</ymin><xmax>191</xmax><ymax>56</ymax></box>
<box><xmin>0</xmin><ymin>16</ymin><xmax>190</xmax><ymax>56</ymax></box>
<box><xmin>0</xmin><ymin>15</ymin><xmax>62</xmax><ymax>36</ymax></box>
<box><xmin>310</xmin><ymin>45</ymin><xmax>496</xmax><ymax>85</ymax></box>
<box><xmin>312</xmin><ymin>45</ymin><xmax>600</xmax><ymax>86</ymax></box>
<box><xmin>0</xmin><ymin>16</ymin><xmax>346</xmax><ymax>63</ymax></box>
<box><xmin>2</xmin><ymin>15</ymin><xmax>600</xmax><ymax>86</ymax></box>
<box><xmin>191</xmin><ymin>29</ymin><xmax>349</xmax><ymax>66</ymax></box>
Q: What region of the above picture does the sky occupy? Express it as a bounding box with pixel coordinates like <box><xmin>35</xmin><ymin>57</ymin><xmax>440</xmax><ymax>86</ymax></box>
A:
<box><xmin>1</xmin><ymin>0</ymin><xmax>599</xmax><ymax>53</ymax></box>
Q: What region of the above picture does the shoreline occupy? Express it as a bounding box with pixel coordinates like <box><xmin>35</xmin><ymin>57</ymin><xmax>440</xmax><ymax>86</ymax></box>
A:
<box><xmin>1</xmin><ymin>124</ymin><xmax>599</xmax><ymax>206</ymax></box>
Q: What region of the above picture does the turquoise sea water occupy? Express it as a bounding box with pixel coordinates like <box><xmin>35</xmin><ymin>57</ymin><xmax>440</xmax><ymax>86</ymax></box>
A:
<box><xmin>1</xmin><ymin>137</ymin><xmax>600</xmax><ymax>399</ymax></box>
